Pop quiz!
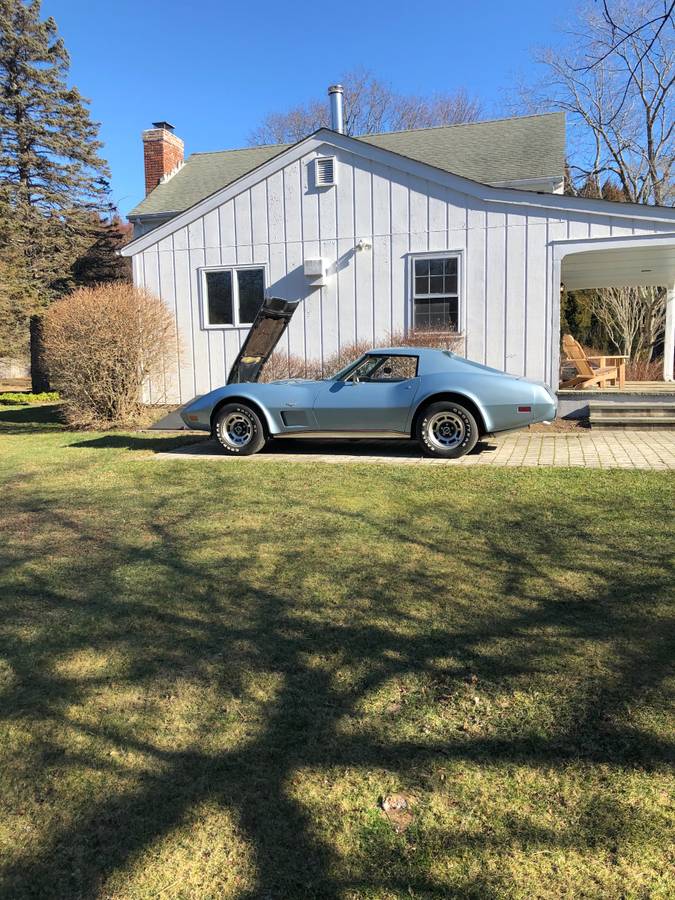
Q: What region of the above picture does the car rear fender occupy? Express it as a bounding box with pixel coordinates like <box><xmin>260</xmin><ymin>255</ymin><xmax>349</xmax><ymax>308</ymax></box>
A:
<box><xmin>410</xmin><ymin>391</ymin><xmax>490</xmax><ymax>436</ymax></box>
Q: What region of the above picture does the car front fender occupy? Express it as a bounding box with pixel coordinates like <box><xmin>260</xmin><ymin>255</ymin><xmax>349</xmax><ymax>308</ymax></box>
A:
<box><xmin>180</xmin><ymin>386</ymin><xmax>280</xmax><ymax>434</ymax></box>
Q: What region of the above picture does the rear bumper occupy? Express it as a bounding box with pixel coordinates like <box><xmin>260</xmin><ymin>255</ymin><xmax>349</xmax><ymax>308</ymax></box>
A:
<box><xmin>535</xmin><ymin>399</ymin><xmax>558</xmax><ymax>424</ymax></box>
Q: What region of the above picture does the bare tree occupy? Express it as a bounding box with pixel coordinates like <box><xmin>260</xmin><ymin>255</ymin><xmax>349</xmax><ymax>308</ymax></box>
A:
<box><xmin>591</xmin><ymin>1</ymin><xmax>674</xmax><ymax>112</ymax></box>
<box><xmin>525</xmin><ymin>0</ymin><xmax>673</xmax><ymax>204</ymax></box>
<box><xmin>591</xmin><ymin>285</ymin><xmax>667</xmax><ymax>360</ymax></box>
<box><xmin>248</xmin><ymin>69</ymin><xmax>482</xmax><ymax>145</ymax></box>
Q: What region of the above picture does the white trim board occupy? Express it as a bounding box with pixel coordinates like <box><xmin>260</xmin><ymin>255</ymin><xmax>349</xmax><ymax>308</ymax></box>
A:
<box><xmin>552</xmin><ymin>231</ymin><xmax>675</xmax><ymax>261</ymax></box>
<box><xmin>555</xmin><ymin>233</ymin><xmax>675</xmax><ymax>290</ymax></box>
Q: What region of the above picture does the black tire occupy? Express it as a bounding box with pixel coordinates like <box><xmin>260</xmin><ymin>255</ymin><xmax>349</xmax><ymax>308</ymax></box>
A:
<box><xmin>416</xmin><ymin>401</ymin><xmax>479</xmax><ymax>459</ymax></box>
<box><xmin>213</xmin><ymin>403</ymin><xmax>266</xmax><ymax>456</ymax></box>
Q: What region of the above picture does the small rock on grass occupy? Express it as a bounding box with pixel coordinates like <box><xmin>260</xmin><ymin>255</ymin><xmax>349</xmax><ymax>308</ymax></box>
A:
<box><xmin>379</xmin><ymin>794</ymin><xmax>414</xmax><ymax>832</ymax></box>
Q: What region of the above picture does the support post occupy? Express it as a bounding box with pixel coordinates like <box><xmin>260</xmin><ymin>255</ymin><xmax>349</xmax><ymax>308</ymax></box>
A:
<box><xmin>665</xmin><ymin>286</ymin><xmax>675</xmax><ymax>383</ymax></box>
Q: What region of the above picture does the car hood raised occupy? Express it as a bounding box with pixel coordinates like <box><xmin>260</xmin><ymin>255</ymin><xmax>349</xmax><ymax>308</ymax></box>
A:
<box><xmin>227</xmin><ymin>297</ymin><xmax>300</xmax><ymax>384</ymax></box>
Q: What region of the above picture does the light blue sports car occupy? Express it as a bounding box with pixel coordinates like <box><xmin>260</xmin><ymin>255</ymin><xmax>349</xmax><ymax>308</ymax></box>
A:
<box><xmin>181</xmin><ymin>297</ymin><xmax>557</xmax><ymax>458</ymax></box>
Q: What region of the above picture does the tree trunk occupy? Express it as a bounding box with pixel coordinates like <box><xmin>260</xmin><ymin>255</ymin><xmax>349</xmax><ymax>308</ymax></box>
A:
<box><xmin>30</xmin><ymin>315</ymin><xmax>50</xmax><ymax>392</ymax></box>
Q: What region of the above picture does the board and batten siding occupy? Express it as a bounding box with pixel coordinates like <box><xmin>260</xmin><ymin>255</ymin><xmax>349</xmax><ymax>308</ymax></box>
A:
<box><xmin>132</xmin><ymin>143</ymin><xmax>671</xmax><ymax>403</ymax></box>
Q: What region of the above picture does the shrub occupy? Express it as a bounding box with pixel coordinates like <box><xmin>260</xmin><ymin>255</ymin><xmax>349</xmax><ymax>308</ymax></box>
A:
<box><xmin>626</xmin><ymin>358</ymin><xmax>663</xmax><ymax>382</ymax></box>
<box><xmin>43</xmin><ymin>284</ymin><xmax>176</xmax><ymax>427</ymax></box>
<box><xmin>0</xmin><ymin>391</ymin><xmax>59</xmax><ymax>405</ymax></box>
<box><xmin>260</xmin><ymin>330</ymin><xmax>463</xmax><ymax>382</ymax></box>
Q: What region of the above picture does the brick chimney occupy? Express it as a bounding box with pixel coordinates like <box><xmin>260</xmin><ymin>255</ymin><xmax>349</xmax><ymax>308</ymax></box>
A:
<box><xmin>142</xmin><ymin>121</ymin><xmax>184</xmax><ymax>195</ymax></box>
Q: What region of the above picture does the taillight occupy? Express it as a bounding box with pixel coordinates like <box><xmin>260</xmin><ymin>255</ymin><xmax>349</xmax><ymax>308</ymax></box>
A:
<box><xmin>517</xmin><ymin>406</ymin><xmax>532</xmax><ymax>413</ymax></box>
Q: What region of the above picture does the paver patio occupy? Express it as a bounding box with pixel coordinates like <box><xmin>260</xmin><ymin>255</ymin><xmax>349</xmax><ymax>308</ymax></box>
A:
<box><xmin>158</xmin><ymin>429</ymin><xmax>675</xmax><ymax>469</ymax></box>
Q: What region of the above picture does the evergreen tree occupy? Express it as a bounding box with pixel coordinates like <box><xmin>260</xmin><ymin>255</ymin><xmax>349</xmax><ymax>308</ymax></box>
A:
<box><xmin>71</xmin><ymin>215</ymin><xmax>132</xmax><ymax>288</ymax></box>
<box><xmin>0</xmin><ymin>0</ymin><xmax>110</xmax><ymax>352</ymax></box>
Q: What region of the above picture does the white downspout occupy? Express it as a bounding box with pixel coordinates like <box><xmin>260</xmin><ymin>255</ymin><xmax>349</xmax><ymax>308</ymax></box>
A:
<box><xmin>664</xmin><ymin>286</ymin><xmax>675</xmax><ymax>382</ymax></box>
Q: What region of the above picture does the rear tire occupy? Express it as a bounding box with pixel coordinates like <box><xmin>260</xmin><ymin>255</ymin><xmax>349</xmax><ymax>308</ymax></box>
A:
<box><xmin>213</xmin><ymin>403</ymin><xmax>266</xmax><ymax>456</ymax></box>
<box><xmin>416</xmin><ymin>401</ymin><xmax>479</xmax><ymax>459</ymax></box>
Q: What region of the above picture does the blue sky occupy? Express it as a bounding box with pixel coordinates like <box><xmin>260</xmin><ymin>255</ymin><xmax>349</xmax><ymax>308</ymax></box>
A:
<box><xmin>42</xmin><ymin>0</ymin><xmax>578</xmax><ymax>217</ymax></box>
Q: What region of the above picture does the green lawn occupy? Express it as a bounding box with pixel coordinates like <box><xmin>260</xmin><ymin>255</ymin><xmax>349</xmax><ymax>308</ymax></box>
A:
<box><xmin>1</xmin><ymin>404</ymin><xmax>673</xmax><ymax>899</ymax></box>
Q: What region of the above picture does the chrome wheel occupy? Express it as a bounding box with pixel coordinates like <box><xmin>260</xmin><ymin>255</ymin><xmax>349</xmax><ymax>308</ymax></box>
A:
<box><xmin>222</xmin><ymin>412</ymin><xmax>253</xmax><ymax>448</ymax></box>
<box><xmin>426</xmin><ymin>411</ymin><xmax>466</xmax><ymax>450</ymax></box>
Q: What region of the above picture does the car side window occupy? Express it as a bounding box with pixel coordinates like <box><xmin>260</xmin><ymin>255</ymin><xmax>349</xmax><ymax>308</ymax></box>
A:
<box><xmin>349</xmin><ymin>355</ymin><xmax>418</xmax><ymax>382</ymax></box>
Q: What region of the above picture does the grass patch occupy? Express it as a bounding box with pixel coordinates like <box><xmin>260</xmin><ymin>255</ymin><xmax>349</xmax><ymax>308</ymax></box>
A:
<box><xmin>0</xmin><ymin>390</ymin><xmax>59</xmax><ymax>404</ymax></box>
<box><xmin>0</xmin><ymin>404</ymin><xmax>673</xmax><ymax>898</ymax></box>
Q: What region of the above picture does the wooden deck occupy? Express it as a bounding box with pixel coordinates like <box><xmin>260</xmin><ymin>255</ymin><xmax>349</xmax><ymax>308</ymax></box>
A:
<box><xmin>558</xmin><ymin>381</ymin><xmax>674</xmax><ymax>395</ymax></box>
<box><xmin>557</xmin><ymin>380</ymin><xmax>675</xmax><ymax>424</ymax></box>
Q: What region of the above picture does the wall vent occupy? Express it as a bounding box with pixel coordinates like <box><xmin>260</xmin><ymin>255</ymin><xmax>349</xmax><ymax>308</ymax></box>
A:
<box><xmin>315</xmin><ymin>156</ymin><xmax>336</xmax><ymax>187</ymax></box>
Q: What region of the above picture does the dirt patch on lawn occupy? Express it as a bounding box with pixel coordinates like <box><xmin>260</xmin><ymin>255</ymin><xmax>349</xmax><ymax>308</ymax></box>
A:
<box><xmin>529</xmin><ymin>417</ymin><xmax>588</xmax><ymax>432</ymax></box>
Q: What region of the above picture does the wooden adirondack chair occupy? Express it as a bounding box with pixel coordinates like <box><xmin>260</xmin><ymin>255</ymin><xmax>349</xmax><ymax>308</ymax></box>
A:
<box><xmin>560</xmin><ymin>335</ymin><xmax>627</xmax><ymax>389</ymax></box>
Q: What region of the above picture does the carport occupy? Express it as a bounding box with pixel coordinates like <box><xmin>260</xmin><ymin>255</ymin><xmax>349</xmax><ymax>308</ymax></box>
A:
<box><xmin>552</xmin><ymin>232</ymin><xmax>675</xmax><ymax>383</ymax></box>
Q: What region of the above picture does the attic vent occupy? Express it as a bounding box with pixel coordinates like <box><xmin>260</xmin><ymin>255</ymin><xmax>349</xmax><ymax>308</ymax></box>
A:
<box><xmin>315</xmin><ymin>156</ymin><xmax>336</xmax><ymax>187</ymax></box>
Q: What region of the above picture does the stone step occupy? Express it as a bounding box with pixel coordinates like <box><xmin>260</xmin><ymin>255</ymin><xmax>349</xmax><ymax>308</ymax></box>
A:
<box><xmin>590</xmin><ymin>416</ymin><xmax>675</xmax><ymax>429</ymax></box>
<box><xmin>588</xmin><ymin>402</ymin><xmax>675</xmax><ymax>419</ymax></box>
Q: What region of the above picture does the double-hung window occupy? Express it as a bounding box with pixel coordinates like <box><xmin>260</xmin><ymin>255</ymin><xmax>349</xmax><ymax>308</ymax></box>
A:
<box><xmin>412</xmin><ymin>255</ymin><xmax>460</xmax><ymax>332</ymax></box>
<box><xmin>202</xmin><ymin>266</ymin><xmax>265</xmax><ymax>328</ymax></box>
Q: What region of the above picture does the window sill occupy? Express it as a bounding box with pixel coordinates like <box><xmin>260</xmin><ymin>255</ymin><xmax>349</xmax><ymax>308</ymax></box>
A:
<box><xmin>202</xmin><ymin>323</ymin><xmax>255</xmax><ymax>331</ymax></box>
<box><xmin>409</xmin><ymin>331</ymin><xmax>464</xmax><ymax>341</ymax></box>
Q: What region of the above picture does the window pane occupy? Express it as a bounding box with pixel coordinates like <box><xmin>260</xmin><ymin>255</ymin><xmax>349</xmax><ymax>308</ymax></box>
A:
<box><xmin>237</xmin><ymin>269</ymin><xmax>265</xmax><ymax>324</ymax></box>
<box><xmin>413</xmin><ymin>298</ymin><xmax>430</xmax><ymax>330</ymax></box>
<box><xmin>415</xmin><ymin>275</ymin><xmax>429</xmax><ymax>296</ymax></box>
<box><xmin>205</xmin><ymin>271</ymin><xmax>233</xmax><ymax>325</ymax></box>
<box><xmin>413</xmin><ymin>297</ymin><xmax>458</xmax><ymax>331</ymax></box>
<box><xmin>427</xmin><ymin>299</ymin><xmax>449</xmax><ymax>327</ymax></box>
<box><xmin>352</xmin><ymin>354</ymin><xmax>418</xmax><ymax>381</ymax></box>
<box><xmin>350</xmin><ymin>355</ymin><xmax>383</xmax><ymax>380</ymax></box>
<box><xmin>449</xmin><ymin>298</ymin><xmax>458</xmax><ymax>330</ymax></box>
<box><xmin>443</xmin><ymin>274</ymin><xmax>458</xmax><ymax>294</ymax></box>
<box><xmin>369</xmin><ymin>355</ymin><xmax>417</xmax><ymax>380</ymax></box>
<box><xmin>415</xmin><ymin>257</ymin><xmax>459</xmax><ymax>298</ymax></box>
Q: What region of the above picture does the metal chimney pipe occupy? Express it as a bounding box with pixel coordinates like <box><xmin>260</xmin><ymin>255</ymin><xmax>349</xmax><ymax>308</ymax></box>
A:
<box><xmin>328</xmin><ymin>84</ymin><xmax>344</xmax><ymax>134</ymax></box>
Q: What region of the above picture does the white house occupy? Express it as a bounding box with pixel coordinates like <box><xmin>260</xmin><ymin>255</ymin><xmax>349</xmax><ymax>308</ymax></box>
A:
<box><xmin>121</xmin><ymin>88</ymin><xmax>675</xmax><ymax>403</ymax></box>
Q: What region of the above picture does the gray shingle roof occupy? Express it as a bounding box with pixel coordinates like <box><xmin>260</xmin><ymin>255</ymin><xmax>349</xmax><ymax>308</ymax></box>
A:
<box><xmin>128</xmin><ymin>112</ymin><xmax>565</xmax><ymax>220</ymax></box>
<box><xmin>359</xmin><ymin>113</ymin><xmax>565</xmax><ymax>185</ymax></box>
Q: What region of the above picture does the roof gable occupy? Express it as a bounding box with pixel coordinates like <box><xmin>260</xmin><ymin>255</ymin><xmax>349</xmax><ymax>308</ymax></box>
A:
<box><xmin>129</xmin><ymin>113</ymin><xmax>565</xmax><ymax>220</ymax></box>
<box><xmin>122</xmin><ymin>128</ymin><xmax>675</xmax><ymax>257</ymax></box>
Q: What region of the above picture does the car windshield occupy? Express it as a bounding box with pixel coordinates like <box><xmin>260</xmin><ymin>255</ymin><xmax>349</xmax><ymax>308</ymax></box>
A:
<box><xmin>328</xmin><ymin>357</ymin><xmax>362</xmax><ymax>380</ymax></box>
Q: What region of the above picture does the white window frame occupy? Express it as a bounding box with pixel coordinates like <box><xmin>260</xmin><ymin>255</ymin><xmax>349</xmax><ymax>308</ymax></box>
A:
<box><xmin>199</xmin><ymin>264</ymin><xmax>267</xmax><ymax>330</ymax></box>
<box><xmin>408</xmin><ymin>251</ymin><xmax>462</xmax><ymax>334</ymax></box>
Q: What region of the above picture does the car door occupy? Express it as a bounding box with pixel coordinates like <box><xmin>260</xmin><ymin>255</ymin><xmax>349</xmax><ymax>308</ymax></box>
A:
<box><xmin>313</xmin><ymin>354</ymin><xmax>420</xmax><ymax>432</ymax></box>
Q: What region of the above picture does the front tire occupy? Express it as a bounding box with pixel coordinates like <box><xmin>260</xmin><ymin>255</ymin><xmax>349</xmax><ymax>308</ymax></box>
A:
<box><xmin>417</xmin><ymin>401</ymin><xmax>479</xmax><ymax>459</ymax></box>
<box><xmin>213</xmin><ymin>403</ymin><xmax>266</xmax><ymax>456</ymax></box>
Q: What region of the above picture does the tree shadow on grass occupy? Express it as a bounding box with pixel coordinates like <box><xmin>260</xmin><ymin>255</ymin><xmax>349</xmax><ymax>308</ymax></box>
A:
<box><xmin>0</xmin><ymin>402</ymin><xmax>64</xmax><ymax>432</ymax></box>
<box><xmin>70</xmin><ymin>433</ymin><xmax>208</xmax><ymax>453</ymax></box>
<box><xmin>0</xmin><ymin>405</ymin><xmax>205</xmax><ymax>452</ymax></box>
<box><xmin>0</xmin><ymin>472</ymin><xmax>673</xmax><ymax>898</ymax></box>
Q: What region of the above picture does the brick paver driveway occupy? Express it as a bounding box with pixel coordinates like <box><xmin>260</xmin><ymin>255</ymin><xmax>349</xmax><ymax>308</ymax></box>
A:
<box><xmin>159</xmin><ymin>430</ymin><xmax>675</xmax><ymax>470</ymax></box>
